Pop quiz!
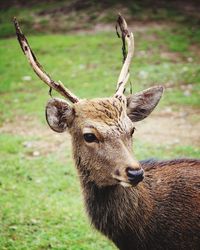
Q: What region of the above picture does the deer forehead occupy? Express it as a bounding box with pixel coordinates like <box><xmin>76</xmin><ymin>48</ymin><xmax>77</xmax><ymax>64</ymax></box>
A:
<box><xmin>73</xmin><ymin>98</ymin><xmax>132</xmax><ymax>134</ymax></box>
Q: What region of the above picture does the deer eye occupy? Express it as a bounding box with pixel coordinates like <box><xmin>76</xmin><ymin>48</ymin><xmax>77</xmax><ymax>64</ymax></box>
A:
<box><xmin>83</xmin><ymin>133</ymin><xmax>98</xmax><ymax>143</ymax></box>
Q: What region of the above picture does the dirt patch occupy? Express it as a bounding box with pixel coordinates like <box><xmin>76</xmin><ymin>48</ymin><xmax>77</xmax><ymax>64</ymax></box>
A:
<box><xmin>0</xmin><ymin>115</ymin><xmax>71</xmax><ymax>157</ymax></box>
<box><xmin>0</xmin><ymin>107</ymin><xmax>199</xmax><ymax>158</ymax></box>
<box><xmin>135</xmin><ymin>108</ymin><xmax>200</xmax><ymax>147</ymax></box>
<box><xmin>66</xmin><ymin>21</ymin><xmax>171</xmax><ymax>35</ymax></box>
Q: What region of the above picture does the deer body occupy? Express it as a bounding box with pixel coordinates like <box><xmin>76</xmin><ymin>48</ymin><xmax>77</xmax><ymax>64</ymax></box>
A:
<box><xmin>14</xmin><ymin>15</ymin><xmax>200</xmax><ymax>250</ymax></box>
<box><xmin>71</xmin><ymin>99</ymin><xmax>200</xmax><ymax>250</ymax></box>
<box><xmin>79</xmin><ymin>159</ymin><xmax>200</xmax><ymax>250</ymax></box>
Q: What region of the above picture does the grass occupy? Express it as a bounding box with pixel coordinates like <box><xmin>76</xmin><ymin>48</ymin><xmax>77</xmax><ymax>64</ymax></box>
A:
<box><xmin>1</xmin><ymin>0</ymin><xmax>200</xmax><ymax>38</ymax></box>
<box><xmin>0</xmin><ymin>29</ymin><xmax>199</xmax><ymax>124</ymax></box>
<box><xmin>0</xmin><ymin>15</ymin><xmax>200</xmax><ymax>249</ymax></box>
<box><xmin>0</xmin><ymin>134</ymin><xmax>115</xmax><ymax>250</ymax></box>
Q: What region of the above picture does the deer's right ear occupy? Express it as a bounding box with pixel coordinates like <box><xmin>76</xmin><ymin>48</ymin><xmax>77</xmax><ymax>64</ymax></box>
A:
<box><xmin>46</xmin><ymin>98</ymin><xmax>75</xmax><ymax>133</ymax></box>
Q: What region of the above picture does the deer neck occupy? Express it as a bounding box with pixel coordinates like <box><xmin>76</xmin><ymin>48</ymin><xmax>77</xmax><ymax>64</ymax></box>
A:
<box><xmin>74</xmin><ymin>154</ymin><xmax>154</xmax><ymax>245</ymax></box>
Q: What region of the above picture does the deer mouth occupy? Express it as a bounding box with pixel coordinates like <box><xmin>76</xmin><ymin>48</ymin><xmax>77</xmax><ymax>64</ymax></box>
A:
<box><xmin>113</xmin><ymin>177</ymin><xmax>144</xmax><ymax>187</ymax></box>
<box><xmin>119</xmin><ymin>181</ymin><xmax>133</xmax><ymax>187</ymax></box>
<box><xmin>113</xmin><ymin>168</ymin><xmax>144</xmax><ymax>187</ymax></box>
<box><xmin>120</xmin><ymin>179</ymin><xmax>143</xmax><ymax>187</ymax></box>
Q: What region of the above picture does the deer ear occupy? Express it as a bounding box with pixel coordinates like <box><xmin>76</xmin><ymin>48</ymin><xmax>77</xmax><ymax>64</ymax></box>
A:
<box><xmin>126</xmin><ymin>86</ymin><xmax>164</xmax><ymax>122</ymax></box>
<box><xmin>46</xmin><ymin>98</ymin><xmax>75</xmax><ymax>133</ymax></box>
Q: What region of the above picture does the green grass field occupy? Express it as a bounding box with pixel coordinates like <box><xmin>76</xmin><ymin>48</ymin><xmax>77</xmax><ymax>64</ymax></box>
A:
<box><xmin>0</xmin><ymin>13</ymin><xmax>200</xmax><ymax>249</ymax></box>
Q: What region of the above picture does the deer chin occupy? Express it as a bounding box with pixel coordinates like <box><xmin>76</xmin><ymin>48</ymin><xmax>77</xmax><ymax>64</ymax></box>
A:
<box><xmin>112</xmin><ymin>174</ymin><xmax>132</xmax><ymax>187</ymax></box>
<box><xmin>113</xmin><ymin>177</ymin><xmax>137</xmax><ymax>188</ymax></box>
<box><xmin>119</xmin><ymin>180</ymin><xmax>143</xmax><ymax>188</ymax></box>
<box><xmin>112</xmin><ymin>173</ymin><xmax>144</xmax><ymax>188</ymax></box>
<box><xmin>119</xmin><ymin>181</ymin><xmax>132</xmax><ymax>187</ymax></box>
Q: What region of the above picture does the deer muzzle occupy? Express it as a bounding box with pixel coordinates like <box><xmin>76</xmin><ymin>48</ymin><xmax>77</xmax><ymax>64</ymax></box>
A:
<box><xmin>126</xmin><ymin>168</ymin><xmax>144</xmax><ymax>185</ymax></box>
<box><xmin>113</xmin><ymin>161</ymin><xmax>144</xmax><ymax>187</ymax></box>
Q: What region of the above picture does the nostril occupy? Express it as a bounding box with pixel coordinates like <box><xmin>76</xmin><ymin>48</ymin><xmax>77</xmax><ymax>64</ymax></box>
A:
<box><xmin>114</xmin><ymin>169</ymin><xmax>120</xmax><ymax>176</ymax></box>
<box><xmin>126</xmin><ymin>167</ymin><xmax>144</xmax><ymax>184</ymax></box>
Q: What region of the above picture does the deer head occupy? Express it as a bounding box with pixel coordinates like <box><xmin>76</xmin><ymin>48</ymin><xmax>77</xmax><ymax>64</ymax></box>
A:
<box><xmin>14</xmin><ymin>15</ymin><xmax>163</xmax><ymax>188</ymax></box>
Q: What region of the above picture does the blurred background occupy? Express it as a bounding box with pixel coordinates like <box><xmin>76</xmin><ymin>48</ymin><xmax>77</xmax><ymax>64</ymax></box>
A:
<box><xmin>0</xmin><ymin>0</ymin><xmax>200</xmax><ymax>249</ymax></box>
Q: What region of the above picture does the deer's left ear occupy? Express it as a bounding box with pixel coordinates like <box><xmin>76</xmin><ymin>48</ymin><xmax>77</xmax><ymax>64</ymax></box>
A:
<box><xmin>126</xmin><ymin>86</ymin><xmax>164</xmax><ymax>122</ymax></box>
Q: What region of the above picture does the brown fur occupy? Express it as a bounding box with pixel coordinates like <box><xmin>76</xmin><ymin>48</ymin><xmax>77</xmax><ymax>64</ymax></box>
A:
<box><xmin>46</xmin><ymin>95</ymin><xmax>200</xmax><ymax>250</ymax></box>
<box><xmin>80</xmin><ymin>159</ymin><xmax>200</xmax><ymax>250</ymax></box>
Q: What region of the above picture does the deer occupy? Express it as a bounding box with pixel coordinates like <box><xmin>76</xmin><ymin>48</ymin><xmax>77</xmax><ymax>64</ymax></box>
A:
<box><xmin>14</xmin><ymin>15</ymin><xmax>200</xmax><ymax>250</ymax></box>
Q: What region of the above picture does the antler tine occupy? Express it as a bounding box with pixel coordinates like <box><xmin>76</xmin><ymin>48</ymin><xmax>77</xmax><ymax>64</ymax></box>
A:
<box><xmin>13</xmin><ymin>17</ymin><xmax>79</xmax><ymax>103</ymax></box>
<box><xmin>115</xmin><ymin>14</ymin><xmax>134</xmax><ymax>97</ymax></box>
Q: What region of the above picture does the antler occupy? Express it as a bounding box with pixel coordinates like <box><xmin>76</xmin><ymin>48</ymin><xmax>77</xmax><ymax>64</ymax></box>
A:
<box><xmin>115</xmin><ymin>14</ymin><xmax>134</xmax><ymax>97</ymax></box>
<box><xmin>13</xmin><ymin>17</ymin><xmax>79</xmax><ymax>103</ymax></box>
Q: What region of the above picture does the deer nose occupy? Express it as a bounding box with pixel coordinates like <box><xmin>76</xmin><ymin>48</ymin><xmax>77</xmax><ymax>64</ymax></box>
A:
<box><xmin>126</xmin><ymin>167</ymin><xmax>144</xmax><ymax>185</ymax></box>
